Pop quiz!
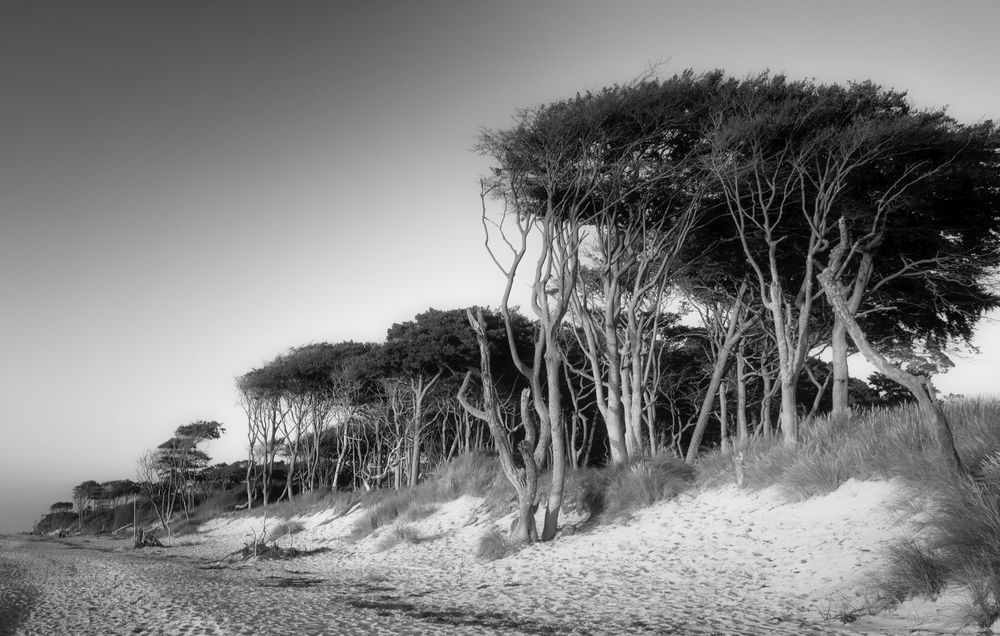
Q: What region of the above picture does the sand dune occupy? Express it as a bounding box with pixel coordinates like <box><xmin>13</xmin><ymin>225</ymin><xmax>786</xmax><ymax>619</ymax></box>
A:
<box><xmin>0</xmin><ymin>479</ymin><xmax>982</xmax><ymax>635</ymax></box>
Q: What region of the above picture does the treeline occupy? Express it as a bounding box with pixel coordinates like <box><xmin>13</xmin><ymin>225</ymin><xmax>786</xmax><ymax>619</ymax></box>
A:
<box><xmin>35</xmin><ymin>421</ymin><xmax>242</xmax><ymax>536</ymax></box>
<box><xmin>37</xmin><ymin>70</ymin><xmax>1000</xmax><ymax>543</ymax></box>
<box><xmin>466</xmin><ymin>70</ymin><xmax>999</xmax><ymax>540</ymax></box>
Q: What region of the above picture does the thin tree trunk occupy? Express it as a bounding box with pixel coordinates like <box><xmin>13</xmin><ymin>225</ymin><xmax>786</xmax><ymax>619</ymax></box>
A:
<box><xmin>735</xmin><ymin>350</ymin><xmax>748</xmax><ymax>449</ymax></box>
<box><xmin>719</xmin><ymin>380</ymin><xmax>730</xmax><ymax>456</ymax></box>
<box><xmin>685</xmin><ymin>284</ymin><xmax>748</xmax><ymax>462</ymax></box>
<box><xmin>458</xmin><ymin>309</ymin><xmax>538</xmax><ymax>543</ymax></box>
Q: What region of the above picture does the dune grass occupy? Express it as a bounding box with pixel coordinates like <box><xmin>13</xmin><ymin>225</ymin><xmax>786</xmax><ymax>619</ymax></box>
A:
<box><xmin>179</xmin><ymin>398</ymin><xmax>1000</xmax><ymax>624</ymax></box>
<box><xmin>568</xmin><ymin>453</ymin><xmax>695</xmax><ymax>523</ymax></box>
<box><xmin>695</xmin><ymin>400</ymin><xmax>1000</xmax><ymax>501</ymax></box>
<box><xmin>348</xmin><ymin>451</ymin><xmax>513</xmax><ymax>541</ymax></box>
<box><xmin>476</xmin><ymin>526</ymin><xmax>520</xmax><ymax>561</ymax></box>
<box><xmin>875</xmin><ymin>441</ymin><xmax>1000</xmax><ymax>626</ymax></box>
<box><xmin>694</xmin><ymin>398</ymin><xmax>1000</xmax><ymax>626</ymax></box>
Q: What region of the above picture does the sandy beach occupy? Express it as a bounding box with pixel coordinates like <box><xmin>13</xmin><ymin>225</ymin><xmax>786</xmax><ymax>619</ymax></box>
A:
<box><xmin>0</xmin><ymin>480</ymin><xmax>982</xmax><ymax>635</ymax></box>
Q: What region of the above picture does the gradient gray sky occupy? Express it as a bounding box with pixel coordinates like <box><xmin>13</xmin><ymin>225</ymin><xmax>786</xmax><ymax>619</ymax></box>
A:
<box><xmin>2</xmin><ymin>0</ymin><xmax>998</xmax><ymax>533</ymax></box>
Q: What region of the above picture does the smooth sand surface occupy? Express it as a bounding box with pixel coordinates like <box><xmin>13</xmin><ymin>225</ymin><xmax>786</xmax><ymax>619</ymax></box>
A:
<box><xmin>0</xmin><ymin>479</ymin><xmax>981</xmax><ymax>635</ymax></box>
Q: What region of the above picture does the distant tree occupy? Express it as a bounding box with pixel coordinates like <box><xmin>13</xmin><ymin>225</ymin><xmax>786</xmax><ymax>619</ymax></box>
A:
<box><xmin>867</xmin><ymin>372</ymin><xmax>916</xmax><ymax>408</ymax></box>
<box><xmin>71</xmin><ymin>480</ymin><xmax>103</xmax><ymax>530</ymax></box>
<box><xmin>101</xmin><ymin>479</ymin><xmax>140</xmax><ymax>509</ymax></box>
<box><xmin>380</xmin><ymin>307</ymin><xmax>524</xmax><ymax>487</ymax></box>
<box><xmin>136</xmin><ymin>420</ymin><xmax>224</xmax><ymax>534</ymax></box>
<box><xmin>49</xmin><ymin>501</ymin><xmax>74</xmax><ymax>514</ymax></box>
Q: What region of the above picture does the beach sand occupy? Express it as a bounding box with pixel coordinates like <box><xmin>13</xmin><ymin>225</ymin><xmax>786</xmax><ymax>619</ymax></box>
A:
<box><xmin>0</xmin><ymin>479</ymin><xmax>982</xmax><ymax>635</ymax></box>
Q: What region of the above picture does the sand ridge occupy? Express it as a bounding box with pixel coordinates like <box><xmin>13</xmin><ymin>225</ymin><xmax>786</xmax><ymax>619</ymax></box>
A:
<box><xmin>1</xmin><ymin>479</ymin><xmax>979</xmax><ymax>635</ymax></box>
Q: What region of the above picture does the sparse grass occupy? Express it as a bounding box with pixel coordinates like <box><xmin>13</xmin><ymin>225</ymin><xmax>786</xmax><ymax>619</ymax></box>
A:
<box><xmin>265</xmin><ymin>520</ymin><xmax>305</xmax><ymax>543</ymax></box>
<box><xmin>349</xmin><ymin>452</ymin><xmax>514</xmax><ymax>541</ymax></box>
<box><xmin>350</xmin><ymin>490</ymin><xmax>418</xmax><ymax>541</ymax></box>
<box><xmin>695</xmin><ymin>400</ymin><xmax>1000</xmax><ymax>501</ymax></box>
<box><xmin>683</xmin><ymin>398</ymin><xmax>1000</xmax><ymax>626</ymax></box>
<box><xmin>401</xmin><ymin>503</ymin><xmax>438</xmax><ymax>522</ymax></box>
<box><xmin>476</xmin><ymin>526</ymin><xmax>522</xmax><ymax>561</ymax></box>
<box><xmin>377</xmin><ymin>524</ymin><xmax>425</xmax><ymax>551</ymax></box>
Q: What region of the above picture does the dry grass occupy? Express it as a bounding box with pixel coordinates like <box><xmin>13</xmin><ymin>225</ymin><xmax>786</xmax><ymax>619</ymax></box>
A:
<box><xmin>695</xmin><ymin>400</ymin><xmax>1000</xmax><ymax>501</ymax></box>
<box><xmin>475</xmin><ymin>526</ymin><xmax>522</xmax><ymax>561</ymax></box>
<box><xmin>571</xmin><ymin>454</ymin><xmax>695</xmax><ymax>522</ymax></box>
<box><xmin>686</xmin><ymin>398</ymin><xmax>1000</xmax><ymax>626</ymax></box>
<box><xmin>377</xmin><ymin>524</ymin><xmax>425</xmax><ymax>551</ymax></box>
<box><xmin>265</xmin><ymin>520</ymin><xmax>305</xmax><ymax>543</ymax></box>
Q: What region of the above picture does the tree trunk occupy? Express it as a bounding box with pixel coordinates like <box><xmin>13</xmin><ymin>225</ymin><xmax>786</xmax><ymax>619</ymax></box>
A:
<box><xmin>735</xmin><ymin>351</ymin><xmax>749</xmax><ymax>449</ymax></box>
<box><xmin>830</xmin><ymin>317</ymin><xmax>850</xmax><ymax>416</ymax></box>
<box><xmin>458</xmin><ymin>309</ymin><xmax>539</xmax><ymax>543</ymax></box>
<box><xmin>818</xmin><ymin>268</ymin><xmax>964</xmax><ymax>474</ymax></box>
<box><xmin>719</xmin><ymin>379</ymin><xmax>730</xmax><ymax>456</ymax></box>
<box><xmin>408</xmin><ymin>427</ymin><xmax>421</xmax><ymax>488</ymax></box>
<box><xmin>540</xmin><ymin>348</ymin><xmax>566</xmax><ymax>541</ymax></box>
<box><xmin>685</xmin><ymin>286</ymin><xmax>748</xmax><ymax>462</ymax></box>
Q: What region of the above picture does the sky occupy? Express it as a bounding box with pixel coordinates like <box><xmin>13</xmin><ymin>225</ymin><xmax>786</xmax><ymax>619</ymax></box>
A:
<box><xmin>2</xmin><ymin>0</ymin><xmax>998</xmax><ymax>534</ymax></box>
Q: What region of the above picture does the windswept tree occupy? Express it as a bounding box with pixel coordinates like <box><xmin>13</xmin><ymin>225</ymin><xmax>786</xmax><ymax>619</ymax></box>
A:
<box><xmin>458</xmin><ymin>308</ymin><xmax>540</xmax><ymax>542</ymax></box>
<box><xmin>137</xmin><ymin>420</ymin><xmax>224</xmax><ymax>533</ymax></box>
<box><xmin>482</xmin><ymin>75</ymin><xmax>726</xmax><ymax>472</ymax></box>
<box><xmin>71</xmin><ymin>480</ymin><xmax>103</xmax><ymax>529</ymax></box>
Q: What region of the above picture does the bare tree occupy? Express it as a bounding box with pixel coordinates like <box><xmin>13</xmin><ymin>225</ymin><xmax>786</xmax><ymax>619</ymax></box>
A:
<box><xmin>458</xmin><ymin>308</ymin><xmax>539</xmax><ymax>543</ymax></box>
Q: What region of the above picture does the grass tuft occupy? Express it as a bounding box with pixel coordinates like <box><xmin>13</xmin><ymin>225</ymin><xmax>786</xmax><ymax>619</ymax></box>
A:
<box><xmin>476</xmin><ymin>526</ymin><xmax>521</xmax><ymax>561</ymax></box>
<box><xmin>350</xmin><ymin>491</ymin><xmax>416</xmax><ymax>541</ymax></box>
<box><xmin>377</xmin><ymin>524</ymin><xmax>425</xmax><ymax>551</ymax></box>
<box><xmin>575</xmin><ymin>454</ymin><xmax>695</xmax><ymax>522</ymax></box>
<box><xmin>265</xmin><ymin>520</ymin><xmax>305</xmax><ymax>543</ymax></box>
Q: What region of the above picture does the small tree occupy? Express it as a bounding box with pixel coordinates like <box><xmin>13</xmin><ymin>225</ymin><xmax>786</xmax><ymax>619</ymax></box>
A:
<box><xmin>457</xmin><ymin>308</ymin><xmax>539</xmax><ymax>543</ymax></box>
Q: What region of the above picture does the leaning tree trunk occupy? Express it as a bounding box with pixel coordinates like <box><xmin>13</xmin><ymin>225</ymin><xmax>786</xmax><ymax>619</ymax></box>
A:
<box><xmin>818</xmin><ymin>267</ymin><xmax>964</xmax><ymax>474</ymax></box>
<box><xmin>685</xmin><ymin>285</ymin><xmax>748</xmax><ymax>462</ymax></box>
